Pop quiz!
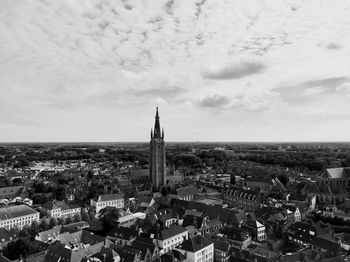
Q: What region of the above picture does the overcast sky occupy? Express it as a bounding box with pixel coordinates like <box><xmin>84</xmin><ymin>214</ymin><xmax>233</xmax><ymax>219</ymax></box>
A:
<box><xmin>1</xmin><ymin>0</ymin><xmax>350</xmax><ymax>142</ymax></box>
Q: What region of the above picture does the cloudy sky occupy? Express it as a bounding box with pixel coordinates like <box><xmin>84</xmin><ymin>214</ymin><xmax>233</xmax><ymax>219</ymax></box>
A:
<box><xmin>1</xmin><ymin>0</ymin><xmax>350</xmax><ymax>142</ymax></box>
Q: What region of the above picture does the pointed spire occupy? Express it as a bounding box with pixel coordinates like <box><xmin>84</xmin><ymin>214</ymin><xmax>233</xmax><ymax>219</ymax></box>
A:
<box><xmin>154</xmin><ymin>107</ymin><xmax>161</xmax><ymax>138</ymax></box>
<box><xmin>162</xmin><ymin>128</ymin><xmax>164</xmax><ymax>138</ymax></box>
<box><xmin>151</xmin><ymin>128</ymin><xmax>153</xmax><ymax>139</ymax></box>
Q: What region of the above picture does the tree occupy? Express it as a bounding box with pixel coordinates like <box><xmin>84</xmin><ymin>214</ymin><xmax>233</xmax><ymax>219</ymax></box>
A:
<box><xmin>65</xmin><ymin>216</ymin><xmax>73</xmax><ymax>225</ymax></box>
<box><xmin>49</xmin><ymin>217</ymin><xmax>57</xmax><ymax>228</ymax></box>
<box><xmin>40</xmin><ymin>218</ymin><xmax>50</xmax><ymax>231</ymax></box>
<box><xmin>29</xmin><ymin>220</ymin><xmax>40</xmax><ymax>238</ymax></box>
<box><xmin>74</xmin><ymin>213</ymin><xmax>82</xmax><ymax>223</ymax></box>
<box><xmin>99</xmin><ymin>206</ymin><xmax>120</xmax><ymax>235</ymax></box>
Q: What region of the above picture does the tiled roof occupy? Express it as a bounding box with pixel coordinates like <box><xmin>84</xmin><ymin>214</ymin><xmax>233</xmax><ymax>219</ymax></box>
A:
<box><xmin>171</xmin><ymin>199</ymin><xmax>242</xmax><ymax>225</ymax></box>
<box><xmin>159</xmin><ymin>225</ymin><xmax>187</xmax><ymax>240</ymax></box>
<box><xmin>208</xmin><ymin>236</ymin><xmax>230</xmax><ymax>252</ymax></box>
<box><xmin>0</xmin><ymin>228</ymin><xmax>15</xmax><ymax>242</ymax></box>
<box><xmin>178</xmin><ymin>235</ymin><xmax>212</xmax><ymax>253</ymax></box>
<box><xmin>325</xmin><ymin>168</ymin><xmax>346</xmax><ymax>179</ymax></box>
<box><xmin>110</xmin><ymin>244</ymin><xmax>140</xmax><ymax>262</ymax></box>
<box><xmin>99</xmin><ymin>193</ymin><xmax>124</xmax><ymax>202</ymax></box>
<box><xmin>36</xmin><ymin>225</ymin><xmax>62</xmax><ymax>242</ymax></box>
<box><xmin>0</xmin><ymin>204</ymin><xmax>38</xmax><ymax>220</ymax></box>
<box><xmin>108</xmin><ymin>226</ymin><xmax>137</xmax><ymax>240</ymax></box>
<box><xmin>176</xmin><ymin>187</ymin><xmax>198</xmax><ymax>197</ymax></box>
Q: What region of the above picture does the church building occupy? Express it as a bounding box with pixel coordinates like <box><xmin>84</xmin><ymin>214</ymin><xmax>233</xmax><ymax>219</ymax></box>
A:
<box><xmin>149</xmin><ymin>107</ymin><xmax>166</xmax><ymax>189</ymax></box>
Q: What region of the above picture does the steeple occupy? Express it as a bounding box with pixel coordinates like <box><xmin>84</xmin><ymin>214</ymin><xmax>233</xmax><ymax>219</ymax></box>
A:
<box><xmin>154</xmin><ymin>107</ymin><xmax>161</xmax><ymax>138</ymax></box>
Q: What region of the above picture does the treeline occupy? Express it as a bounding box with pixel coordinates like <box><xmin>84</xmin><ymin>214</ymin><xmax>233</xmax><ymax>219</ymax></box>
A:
<box><xmin>240</xmin><ymin>153</ymin><xmax>330</xmax><ymax>171</ymax></box>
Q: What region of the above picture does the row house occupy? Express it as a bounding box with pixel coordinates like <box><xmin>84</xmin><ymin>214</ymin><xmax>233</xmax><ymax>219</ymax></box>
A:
<box><xmin>223</xmin><ymin>187</ymin><xmax>262</xmax><ymax>211</ymax></box>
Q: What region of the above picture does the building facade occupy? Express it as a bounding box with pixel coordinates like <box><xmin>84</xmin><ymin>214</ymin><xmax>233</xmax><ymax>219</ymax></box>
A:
<box><xmin>0</xmin><ymin>205</ymin><xmax>39</xmax><ymax>230</ymax></box>
<box><xmin>91</xmin><ymin>193</ymin><xmax>125</xmax><ymax>214</ymax></box>
<box><xmin>177</xmin><ymin>235</ymin><xmax>214</xmax><ymax>262</ymax></box>
<box><xmin>150</xmin><ymin>107</ymin><xmax>166</xmax><ymax>189</ymax></box>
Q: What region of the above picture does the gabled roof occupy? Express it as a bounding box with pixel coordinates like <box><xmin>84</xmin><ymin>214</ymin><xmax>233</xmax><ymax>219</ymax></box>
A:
<box><xmin>178</xmin><ymin>235</ymin><xmax>212</xmax><ymax>253</ymax></box>
<box><xmin>110</xmin><ymin>243</ymin><xmax>141</xmax><ymax>262</ymax></box>
<box><xmin>36</xmin><ymin>225</ymin><xmax>62</xmax><ymax>243</ymax></box>
<box><xmin>108</xmin><ymin>226</ymin><xmax>137</xmax><ymax>240</ymax></box>
<box><xmin>324</xmin><ymin>168</ymin><xmax>348</xmax><ymax>179</ymax></box>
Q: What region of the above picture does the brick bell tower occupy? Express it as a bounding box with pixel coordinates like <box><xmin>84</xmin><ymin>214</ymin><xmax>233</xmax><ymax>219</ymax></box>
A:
<box><xmin>149</xmin><ymin>107</ymin><xmax>166</xmax><ymax>189</ymax></box>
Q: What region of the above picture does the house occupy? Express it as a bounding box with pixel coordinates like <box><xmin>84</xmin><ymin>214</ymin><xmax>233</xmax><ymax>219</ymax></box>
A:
<box><xmin>0</xmin><ymin>204</ymin><xmax>39</xmax><ymax>230</ymax></box>
<box><xmin>244</xmin><ymin>220</ymin><xmax>266</xmax><ymax>242</ymax></box>
<box><xmin>155</xmin><ymin>210</ymin><xmax>177</xmax><ymax>228</ymax></box>
<box><xmin>131</xmin><ymin>236</ymin><xmax>160</xmax><ymax>261</ymax></box>
<box><xmin>182</xmin><ymin>215</ymin><xmax>222</xmax><ymax>236</ymax></box>
<box><xmin>177</xmin><ymin>235</ymin><xmax>214</xmax><ymax>262</ymax></box>
<box><xmin>91</xmin><ymin>193</ymin><xmax>124</xmax><ymax>214</ymax></box>
<box><xmin>282</xmin><ymin>205</ymin><xmax>301</xmax><ymax>222</ymax></box>
<box><xmin>81</xmin><ymin>246</ymin><xmax>120</xmax><ymax>262</ymax></box>
<box><xmin>110</xmin><ymin>243</ymin><xmax>142</xmax><ymax>262</ymax></box>
<box><xmin>35</xmin><ymin>225</ymin><xmax>62</xmax><ymax>243</ymax></box>
<box><xmin>107</xmin><ymin>226</ymin><xmax>138</xmax><ymax>246</ymax></box>
<box><xmin>42</xmin><ymin>200</ymin><xmax>81</xmax><ymax>219</ymax></box>
<box><xmin>156</xmin><ymin>225</ymin><xmax>188</xmax><ymax>254</ymax></box>
<box><xmin>208</xmin><ymin>236</ymin><xmax>231</xmax><ymax>262</ymax></box>
<box><xmin>223</xmin><ymin>187</ymin><xmax>262</xmax><ymax>211</ymax></box>
<box><xmin>334</xmin><ymin>232</ymin><xmax>350</xmax><ymax>251</ymax></box>
<box><xmin>220</xmin><ymin>227</ymin><xmax>251</xmax><ymax>250</ymax></box>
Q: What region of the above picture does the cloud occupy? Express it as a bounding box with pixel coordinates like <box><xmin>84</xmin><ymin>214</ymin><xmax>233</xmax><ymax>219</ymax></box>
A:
<box><xmin>154</xmin><ymin>97</ymin><xmax>168</xmax><ymax>105</ymax></box>
<box><xmin>199</xmin><ymin>94</ymin><xmax>231</xmax><ymax>108</ymax></box>
<box><xmin>320</xmin><ymin>41</ymin><xmax>342</xmax><ymax>50</ymax></box>
<box><xmin>202</xmin><ymin>57</ymin><xmax>265</xmax><ymax>80</ymax></box>
<box><xmin>336</xmin><ymin>82</ymin><xmax>350</xmax><ymax>92</ymax></box>
<box><xmin>301</xmin><ymin>86</ymin><xmax>327</xmax><ymax>96</ymax></box>
<box><xmin>132</xmin><ymin>86</ymin><xmax>186</xmax><ymax>98</ymax></box>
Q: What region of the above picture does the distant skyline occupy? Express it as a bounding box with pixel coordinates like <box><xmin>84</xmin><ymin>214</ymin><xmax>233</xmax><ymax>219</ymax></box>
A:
<box><xmin>1</xmin><ymin>0</ymin><xmax>350</xmax><ymax>142</ymax></box>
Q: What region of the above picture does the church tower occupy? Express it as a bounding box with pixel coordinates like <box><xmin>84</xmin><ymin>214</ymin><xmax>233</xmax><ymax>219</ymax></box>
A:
<box><xmin>150</xmin><ymin>107</ymin><xmax>166</xmax><ymax>189</ymax></box>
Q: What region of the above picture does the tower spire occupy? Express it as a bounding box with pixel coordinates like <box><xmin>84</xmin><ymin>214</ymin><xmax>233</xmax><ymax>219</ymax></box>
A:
<box><xmin>154</xmin><ymin>107</ymin><xmax>161</xmax><ymax>138</ymax></box>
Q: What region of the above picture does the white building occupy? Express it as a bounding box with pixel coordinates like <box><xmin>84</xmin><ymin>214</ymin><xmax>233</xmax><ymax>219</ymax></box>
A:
<box><xmin>42</xmin><ymin>200</ymin><xmax>81</xmax><ymax>219</ymax></box>
<box><xmin>90</xmin><ymin>193</ymin><xmax>124</xmax><ymax>214</ymax></box>
<box><xmin>0</xmin><ymin>205</ymin><xmax>39</xmax><ymax>230</ymax></box>
<box><xmin>157</xmin><ymin>225</ymin><xmax>188</xmax><ymax>254</ymax></box>
<box><xmin>177</xmin><ymin>235</ymin><xmax>213</xmax><ymax>262</ymax></box>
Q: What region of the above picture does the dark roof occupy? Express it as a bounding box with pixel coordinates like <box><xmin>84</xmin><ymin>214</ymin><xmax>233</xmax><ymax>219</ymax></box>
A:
<box><xmin>176</xmin><ymin>187</ymin><xmax>198</xmax><ymax>197</ymax></box>
<box><xmin>110</xmin><ymin>244</ymin><xmax>140</xmax><ymax>262</ymax></box>
<box><xmin>108</xmin><ymin>226</ymin><xmax>137</xmax><ymax>240</ymax></box>
<box><xmin>310</xmin><ymin>236</ymin><xmax>342</xmax><ymax>254</ymax></box>
<box><xmin>178</xmin><ymin>235</ymin><xmax>212</xmax><ymax>253</ymax></box>
<box><xmin>171</xmin><ymin>199</ymin><xmax>242</xmax><ymax>225</ymax></box>
<box><xmin>208</xmin><ymin>236</ymin><xmax>230</xmax><ymax>252</ymax></box>
<box><xmin>0</xmin><ymin>205</ymin><xmax>38</xmax><ymax>220</ymax></box>
<box><xmin>220</xmin><ymin>227</ymin><xmax>249</xmax><ymax>242</ymax></box>
<box><xmin>0</xmin><ymin>228</ymin><xmax>16</xmax><ymax>242</ymax></box>
<box><xmin>161</xmin><ymin>250</ymin><xmax>187</xmax><ymax>262</ymax></box>
<box><xmin>159</xmin><ymin>226</ymin><xmax>187</xmax><ymax>240</ymax></box>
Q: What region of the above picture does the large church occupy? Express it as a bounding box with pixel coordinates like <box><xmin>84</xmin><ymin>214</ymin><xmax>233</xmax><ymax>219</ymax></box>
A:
<box><xmin>149</xmin><ymin>107</ymin><xmax>166</xmax><ymax>189</ymax></box>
